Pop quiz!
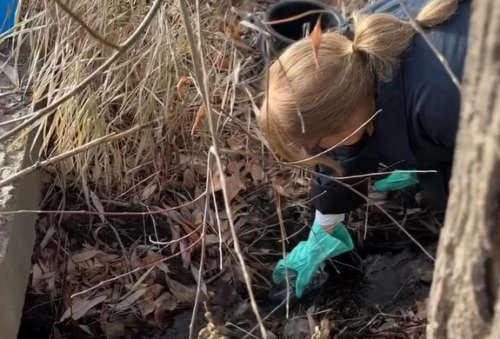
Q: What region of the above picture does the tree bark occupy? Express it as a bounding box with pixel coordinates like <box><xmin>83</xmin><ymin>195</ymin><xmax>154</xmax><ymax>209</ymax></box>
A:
<box><xmin>427</xmin><ymin>1</ymin><xmax>500</xmax><ymax>338</ymax></box>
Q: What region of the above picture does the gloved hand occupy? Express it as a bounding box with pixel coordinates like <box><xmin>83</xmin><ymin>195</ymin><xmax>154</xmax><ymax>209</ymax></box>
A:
<box><xmin>272</xmin><ymin>221</ymin><xmax>354</xmax><ymax>298</ymax></box>
<box><xmin>374</xmin><ymin>170</ymin><xmax>419</xmax><ymax>191</ymax></box>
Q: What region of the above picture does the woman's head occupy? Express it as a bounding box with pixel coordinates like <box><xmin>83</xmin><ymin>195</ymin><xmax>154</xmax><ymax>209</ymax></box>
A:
<box><xmin>259</xmin><ymin>0</ymin><xmax>461</xmax><ymax>171</ymax></box>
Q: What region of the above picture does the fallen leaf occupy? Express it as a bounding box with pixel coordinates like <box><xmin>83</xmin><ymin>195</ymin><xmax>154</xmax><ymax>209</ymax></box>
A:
<box><xmin>311</xmin><ymin>15</ymin><xmax>323</xmax><ymax>69</ymax></box>
<box><xmin>141</xmin><ymin>183</ymin><xmax>157</xmax><ymax>201</ymax></box>
<box><xmin>154</xmin><ymin>292</ymin><xmax>177</xmax><ymax>326</ymax></box>
<box><xmin>142</xmin><ymin>253</ymin><xmax>163</xmax><ymax>266</ymax></box>
<box><xmin>179</xmin><ymin>240</ymin><xmax>191</xmax><ymax>268</ymax></box>
<box><xmin>225</xmin><ymin>173</ymin><xmax>246</xmax><ymax>202</ymax></box>
<box><xmin>306</xmin><ymin>306</ymin><xmax>316</xmax><ymax>334</ymax></box>
<box><xmin>190</xmin><ymin>264</ymin><xmax>208</xmax><ymax>296</ymax></box>
<box><xmin>176</xmin><ymin>76</ymin><xmax>190</xmax><ymax>98</ymax></box>
<box><xmin>60</xmin><ymin>295</ymin><xmax>108</xmax><ymax>322</ymax></box>
<box><xmin>145</xmin><ymin>284</ymin><xmax>165</xmax><ymax>301</ymax></box>
<box><xmin>138</xmin><ymin>300</ymin><xmax>156</xmax><ymax>317</ymax></box>
<box><xmin>90</xmin><ymin>190</ymin><xmax>106</xmax><ymax>223</ymax></box>
<box><xmin>377</xmin><ymin>319</ymin><xmax>397</xmax><ymax>332</ymax></box>
<box><xmin>191</xmin><ymin>104</ymin><xmax>205</xmax><ymax>135</ymax></box>
<box><xmin>226</xmin><ymin>136</ymin><xmax>244</xmax><ymax>150</ymax></box>
<box><xmin>218</xmin><ymin>59</ymin><xmax>230</xmax><ymax>69</ymax></box>
<box><xmin>114</xmin><ymin>288</ymin><xmax>147</xmax><ymax>311</ymax></box>
<box><xmin>40</xmin><ymin>225</ymin><xmax>55</xmax><ymax>250</ymax></box>
<box><xmin>171</xmin><ymin>225</ymin><xmax>181</xmax><ymax>253</ymax></box>
<box><xmin>204</xmin><ymin>234</ymin><xmax>220</xmax><ymax>246</ymax></box>
<box><xmin>98</xmin><ymin>254</ymin><xmax>120</xmax><ymax>262</ymax></box>
<box><xmin>249</xmin><ymin>161</ymin><xmax>265</xmax><ymax>184</ymax></box>
<box><xmin>232</xmin><ymin>22</ymin><xmax>242</xmax><ymax>40</ymax></box>
<box><xmin>168</xmin><ymin>279</ymin><xmax>199</xmax><ymax>303</ymax></box>
<box><xmin>101</xmin><ymin>322</ymin><xmax>126</xmax><ymax>338</ymax></box>
<box><xmin>72</xmin><ymin>250</ymin><xmax>99</xmax><ymax>263</ymax></box>
<box><xmin>183</xmin><ymin>168</ymin><xmax>196</xmax><ymax>191</ymax></box>
<box><xmin>31</xmin><ymin>263</ymin><xmax>43</xmax><ymax>288</ymax></box>
<box><xmin>420</xmin><ymin>270</ymin><xmax>433</xmax><ymax>283</ymax></box>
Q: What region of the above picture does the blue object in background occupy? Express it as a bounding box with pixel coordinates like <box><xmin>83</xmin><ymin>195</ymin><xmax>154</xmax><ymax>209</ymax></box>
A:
<box><xmin>0</xmin><ymin>0</ymin><xmax>18</xmax><ymax>35</ymax></box>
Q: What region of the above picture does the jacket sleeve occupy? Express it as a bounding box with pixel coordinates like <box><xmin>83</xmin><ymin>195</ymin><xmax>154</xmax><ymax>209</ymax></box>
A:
<box><xmin>309</xmin><ymin>138</ymin><xmax>379</xmax><ymax>215</ymax></box>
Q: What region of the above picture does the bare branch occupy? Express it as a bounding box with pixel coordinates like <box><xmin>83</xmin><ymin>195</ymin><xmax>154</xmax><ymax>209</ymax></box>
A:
<box><xmin>52</xmin><ymin>0</ymin><xmax>120</xmax><ymax>50</ymax></box>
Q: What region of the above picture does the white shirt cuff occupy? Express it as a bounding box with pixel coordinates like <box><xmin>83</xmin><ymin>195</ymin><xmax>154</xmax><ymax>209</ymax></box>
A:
<box><xmin>315</xmin><ymin>210</ymin><xmax>345</xmax><ymax>226</ymax></box>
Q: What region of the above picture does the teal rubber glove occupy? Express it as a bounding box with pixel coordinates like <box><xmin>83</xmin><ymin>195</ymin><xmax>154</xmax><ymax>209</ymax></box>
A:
<box><xmin>373</xmin><ymin>170</ymin><xmax>419</xmax><ymax>191</ymax></box>
<box><xmin>272</xmin><ymin>221</ymin><xmax>354</xmax><ymax>298</ymax></box>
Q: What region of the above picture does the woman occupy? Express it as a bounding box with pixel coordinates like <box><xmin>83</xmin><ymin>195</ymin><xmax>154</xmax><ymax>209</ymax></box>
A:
<box><xmin>263</xmin><ymin>0</ymin><xmax>470</xmax><ymax>298</ymax></box>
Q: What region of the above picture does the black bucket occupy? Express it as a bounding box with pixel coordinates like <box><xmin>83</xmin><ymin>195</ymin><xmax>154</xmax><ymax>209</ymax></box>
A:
<box><xmin>259</xmin><ymin>0</ymin><xmax>341</xmax><ymax>63</ymax></box>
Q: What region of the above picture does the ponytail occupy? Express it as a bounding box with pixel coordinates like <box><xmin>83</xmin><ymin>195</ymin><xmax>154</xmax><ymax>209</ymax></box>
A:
<box><xmin>351</xmin><ymin>0</ymin><xmax>462</xmax><ymax>80</ymax></box>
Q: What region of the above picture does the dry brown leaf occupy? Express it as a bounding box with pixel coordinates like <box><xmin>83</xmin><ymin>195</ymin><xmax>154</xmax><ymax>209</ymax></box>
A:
<box><xmin>90</xmin><ymin>190</ymin><xmax>106</xmax><ymax>223</ymax></box>
<box><xmin>138</xmin><ymin>300</ymin><xmax>156</xmax><ymax>317</ymax></box>
<box><xmin>218</xmin><ymin>59</ymin><xmax>230</xmax><ymax>69</ymax></box>
<box><xmin>60</xmin><ymin>295</ymin><xmax>108</xmax><ymax>322</ymax></box>
<box><xmin>225</xmin><ymin>173</ymin><xmax>246</xmax><ymax>202</ymax></box>
<box><xmin>311</xmin><ymin>15</ymin><xmax>323</xmax><ymax>69</ymax></box>
<box><xmin>176</xmin><ymin>76</ymin><xmax>190</xmax><ymax>98</ymax></box>
<box><xmin>154</xmin><ymin>292</ymin><xmax>177</xmax><ymax>327</ymax></box>
<box><xmin>98</xmin><ymin>254</ymin><xmax>120</xmax><ymax>263</ymax></box>
<box><xmin>168</xmin><ymin>279</ymin><xmax>199</xmax><ymax>303</ymax></box>
<box><xmin>171</xmin><ymin>225</ymin><xmax>181</xmax><ymax>253</ymax></box>
<box><xmin>142</xmin><ymin>253</ymin><xmax>163</xmax><ymax>266</ymax></box>
<box><xmin>191</xmin><ymin>104</ymin><xmax>205</xmax><ymax>135</ymax></box>
<box><xmin>31</xmin><ymin>263</ymin><xmax>43</xmax><ymax>288</ymax></box>
<box><xmin>72</xmin><ymin>250</ymin><xmax>99</xmax><ymax>263</ymax></box>
<box><xmin>179</xmin><ymin>240</ymin><xmax>191</xmax><ymax>268</ymax></box>
<box><xmin>249</xmin><ymin>161</ymin><xmax>265</xmax><ymax>184</ymax></box>
<box><xmin>101</xmin><ymin>321</ymin><xmax>126</xmax><ymax>338</ymax></box>
<box><xmin>141</xmin><ymin>183</ymin><xmax>157</xmax><ymax>201</ymax></box>
<box><xmin>40</xmin><ymin>225</ymin><xmax>55</xmax><ymax>250</ymax></box>
<box><xmin>183</xmin><ymin>168</ymin><xmax>196</xmax><ymax>190</ymax></box>
<box><xmin>192</xmin><ymin>209</ymin><xmax>203</xmax><ymax>226</ymax></box>
<box><xmin>145</xmin><ymin>284</ymin><xmax>165</xmax><ymax>301</ymax></box>
<box><xmin>226</xmin><ymin>135</ymin><xmax>244</xmax><ymax>150</ymax></box>
<box><xmin>114</xmin><ymin>288</ymin><xmax>147</xmax><ymax>311</ymax></box>
<box><xmin>232</xmin><ymin>22</ymin><xmax>242</xmax><ymax>40</ymax></box>
<box><xmin>204</xmin><ymin>234</ymin><xmax>220</xmax><ymax>246</ymax></box>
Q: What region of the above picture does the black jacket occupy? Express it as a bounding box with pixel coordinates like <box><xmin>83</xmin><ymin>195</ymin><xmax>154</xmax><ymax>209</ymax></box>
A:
<box><xmin>310</xmin><ymin>0</ymin><xmax>470</xmax><ymax>214</ymax></box>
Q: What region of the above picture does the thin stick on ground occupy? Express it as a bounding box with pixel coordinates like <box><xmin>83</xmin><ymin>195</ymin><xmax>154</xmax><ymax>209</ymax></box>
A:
<box><xmin>177</xmin><ymin>0</ymin><xmax>267</xmax><ymax>337</ymax></box>
<box><xmin>0</xmin><ymin>0</ymin><xmax>164</xmax><ymax>142</ymax></box>
<box><xmin>189</xmin><ymin>153</ymin><xmax>212</xmax><ymax>339</ymax></box>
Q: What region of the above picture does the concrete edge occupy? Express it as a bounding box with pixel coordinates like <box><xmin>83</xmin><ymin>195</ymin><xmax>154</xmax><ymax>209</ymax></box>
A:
<box><xmin>0</xmin><ymin>126</ymin><xmax>43</xmax><ymax>339</ymax></box>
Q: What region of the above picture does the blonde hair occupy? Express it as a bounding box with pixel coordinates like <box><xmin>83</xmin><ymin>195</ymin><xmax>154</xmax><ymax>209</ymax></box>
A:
<box><xmin>260</xmin><ymin>0</ymin><xmax>462</xmax><ymax>172</ymax></box>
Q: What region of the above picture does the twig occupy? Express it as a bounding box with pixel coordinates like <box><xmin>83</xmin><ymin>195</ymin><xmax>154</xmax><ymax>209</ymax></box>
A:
<box><xmin>0</xmin><ymin>0</ymin><xmax>164</xmax><ymax>142</ymax></box>
<box><xmin>0</xmin><ymin>119</ymin><xmax>159</xmax><ymax>188</ymax></box>
<box><xmin>0</xmin><ymin>194</ymin><xmax>205</xmax><ymax>216</ymax></box>
<box><xmin>273</xmin><ymin>190</ymin><xmax>291</xmax><ymax>319</ymax></box>
<box><xmin>189</xmin><ymin>154</ymin><xmax>212</xmax><ymax>339</ymax></box>
<box><xmin>177</xmin><ymin>0</ymin><xmax>267</xmax><ymax>338</ymax></box>
<box><xmin>52</xmin><ymin>0</ymin><xmax>120</xmax><ymax>50</ymax></box>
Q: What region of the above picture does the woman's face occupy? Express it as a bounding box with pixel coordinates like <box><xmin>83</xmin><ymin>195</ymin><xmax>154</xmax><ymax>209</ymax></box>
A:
<box><xmin>306</xmin><ymin>99</ymin><xmax>375</xmax><ymax>153</ymax></box>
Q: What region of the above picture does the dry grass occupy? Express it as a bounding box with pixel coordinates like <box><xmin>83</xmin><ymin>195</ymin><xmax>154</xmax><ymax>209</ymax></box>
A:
<box><xmin>12</xmin><ymin>0</ymin><xmax>308</xmax><ymax>208</ymax></box>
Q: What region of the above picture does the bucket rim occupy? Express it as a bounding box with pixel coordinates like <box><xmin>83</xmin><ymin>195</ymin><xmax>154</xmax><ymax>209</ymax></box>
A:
<box><xmin>263</xmin><ymin>0</ymin><xmax>341</xmax><ymax>44</ymax></box>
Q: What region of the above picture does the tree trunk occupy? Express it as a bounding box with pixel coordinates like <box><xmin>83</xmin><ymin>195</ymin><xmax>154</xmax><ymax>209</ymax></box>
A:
<box><xmin>427</xmin><ymin>1</ymin><xmax>500</xmax><ymax>338</ymax></box>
